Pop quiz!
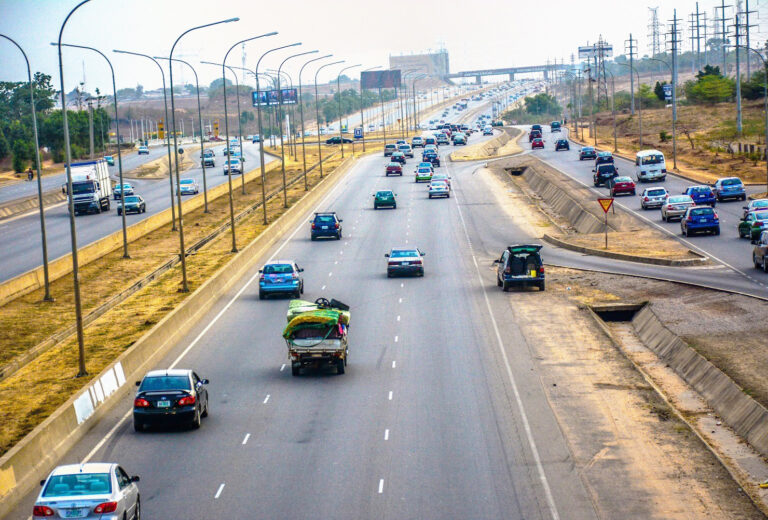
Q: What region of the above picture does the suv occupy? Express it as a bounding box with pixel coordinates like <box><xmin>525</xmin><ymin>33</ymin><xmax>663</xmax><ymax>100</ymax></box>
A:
<box><xmin>753</xmin><ymin>231</ymin><xmax>768</xmax><ymax>272</ymax></box>
<box><xmin>593</xmin><ymin>164</ymin><xmax>619</xmax><ymax>186</ymax></box>
<box><xmin>435</xmin><ymin>133</ymin><xmax>450</xmax><ymax>145</ymax></box>
<box><xmin>201</xmin><ymin>149</ymin><xmax>215</xmax><ymax>167</ymax></box>
<box><xmin>550</xmin><ymin>121</ymin><xmax>561</xmax><ymax>133</ymax></box>
<box><xmin>384</xmin><ymin>143</ymin><xmax>397</xmax><ymax>157</ymax></box>
<box><xmin>528</xmin><ymin>130</ymin><xmax>542</xmax><ymax>142</ymax></box>
<box><xmin>258</xmin><ymin>260</ymin><xmax>304</xmax><ymax>299</ymax></box>
<box><xmin>713</xmin><ymin>177</ymin><xmax>746</xmax><ymax>201</ymax></box>
<box><xmin>398</xmin><ymin>144</ymin><xmax>414</xmax><ymax>158</ymax></box>
<box><xmin>411</xmin><ymin>136</ymin><xmax>425</xmax><ymax>148</ymax></box>
<box><xmin>681</xmin><ymin>206</ymin><xmax>720</xmax><ymax>236</ymax></box>
<box><xmin>310</xmin><ymin>212</ymin><xmax>342</xmax><ymax>240</ymax></box>
<box><xmin>595</xmin><ymin>151</ymin><xmax>614</xmax><ymax>167</ymax></box>
<box><xmin>531</xmin><ymin>124</ymin><xmax>542</xmax><ymax>133</ymax></box>
<box><xmin>640</xmin><ymin>187</ymin><xmax>669</xmax><ymax>209</ymax></box>
<box><xmin>683</xmin><ymin>185</ymin><xmax>716</xmax><ymax>207</ymax></box>
<box><xmin>494</xmin><ymin>244</ymin><xmax>545</xmax><ymax>291</ymax></box>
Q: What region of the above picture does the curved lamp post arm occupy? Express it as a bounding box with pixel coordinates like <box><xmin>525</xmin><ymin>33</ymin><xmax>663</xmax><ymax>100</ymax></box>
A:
<box><xmin>298</xmin><ymin>55</ymin><xmax>332</xmax><ymax>189</ymax></box>
<box><xmin>336</xmin><ymin>64</ymin><xmax>361</xmax><ymax>157</ymax></box>
<box><xmin>314</xmin><ymin>60</ymin><xmax>346</xmax><ymax>178</ymax></box>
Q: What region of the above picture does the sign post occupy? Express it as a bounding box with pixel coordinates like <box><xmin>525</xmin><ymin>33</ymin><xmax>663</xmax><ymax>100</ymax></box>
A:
<box><xmin>598</xmin><ymin>198</ymin><xmax>614</xmax><ymax>249</ymax></box>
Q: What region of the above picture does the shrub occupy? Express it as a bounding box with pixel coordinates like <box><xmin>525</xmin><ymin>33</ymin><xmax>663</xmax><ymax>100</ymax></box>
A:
<box><xmin>659</xmin><ymin>131</ymin><xmax>670</xmax><ymax>143</ymax></box>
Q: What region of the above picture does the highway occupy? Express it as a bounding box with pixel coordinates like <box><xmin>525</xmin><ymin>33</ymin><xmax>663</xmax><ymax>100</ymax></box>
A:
<box><xmin>8</xmin><ymin>104</ymin><xmax>602</xmax><ymax>519</ymax></box>
<box><xmin>526</xmin><ymin>126</ymin><xmax>768</xmax><ymax>297</ymax></box>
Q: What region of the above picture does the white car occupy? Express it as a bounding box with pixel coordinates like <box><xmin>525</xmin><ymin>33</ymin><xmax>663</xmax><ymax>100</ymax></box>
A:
<box><xmin>34</xmin><ymin>462</ymin><xmax>140</xmax><ymax>520</ymax></box>
<box><xmin>224</xmin><ymin>158</ymin><xmax>242</xmax><ymax>175</ymax></box>
<box><xmin>639</xmin><ymin>187</ymin><xmax>668</xmax><ymax>210</ymax></box>
<box><xmin>428</xmin><ymin>180</ymin><xmax>450</xmax><ymax>199</ymax></box>
<box><xmin>137</xmin><ymin>146</ymin><xmax>149</xmax><ymax>155</ymax></box>
<box><xmin>661</xmin><ymin>195</ymin><xmax>695</xmax><ymax>222</ymax></box>
<box><xmin>178</xmin><ymin>178</ymin><xmax>199</xmax><ymax>195</ymax></box>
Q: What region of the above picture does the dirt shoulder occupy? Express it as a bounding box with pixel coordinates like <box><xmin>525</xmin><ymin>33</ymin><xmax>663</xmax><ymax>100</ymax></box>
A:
<box><xmin>500</xmin><ymin>274</ymin><xmax>763</xmax><ymax>518</ymax></box>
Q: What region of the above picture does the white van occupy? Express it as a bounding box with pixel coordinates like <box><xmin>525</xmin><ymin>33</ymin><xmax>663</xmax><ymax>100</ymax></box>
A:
<box><xmin>635</xmin><ymin>150</ymin><xmax>667</xmax><ymax>182</ymax></box>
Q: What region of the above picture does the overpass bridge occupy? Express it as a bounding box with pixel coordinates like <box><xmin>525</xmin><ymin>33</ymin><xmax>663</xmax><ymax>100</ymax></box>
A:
<box><xmin>446</xmin><ymin>63</ymin><xmax>570</xmax><ymax>83</ymax></box>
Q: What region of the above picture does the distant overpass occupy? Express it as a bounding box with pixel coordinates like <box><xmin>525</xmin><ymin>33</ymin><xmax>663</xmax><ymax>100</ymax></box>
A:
<box><xmin>446</xmin><ymin>64</ymin><xmax>570</xmax><ymax>83</ymax></box>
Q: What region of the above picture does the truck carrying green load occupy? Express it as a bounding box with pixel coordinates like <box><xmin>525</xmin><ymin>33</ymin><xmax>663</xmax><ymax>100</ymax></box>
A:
<box><xmin>284</xmin><ymin>298</ymin><xmax>350</xmax><ymax>376</ymax></box>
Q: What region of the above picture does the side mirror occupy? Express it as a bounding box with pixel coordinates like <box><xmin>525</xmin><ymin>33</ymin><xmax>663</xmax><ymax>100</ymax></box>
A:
<box><xmin>135</xmin><ymin>381</ymin><xmax>141</xmax><ymax>387</ymax></box>
<box><xmin>40</xmin><ymin>480</ymin><xmax>46</xmax><ymax>486</ymax></box>
<box><xmin>298</xmin><ymin>268</ymin><xmax>304</xmax><ymax>272</ymax></box>
<box><xmin>384</xmin><ymin>253</ymin><xmax>390</xmax><ymax>258</ymax></box>
<box><xmin>493</xmin><ymin>259</ymin><xmax>501</xmax><ymax>264</ymax></box>
<box><xmin>339</xmin><ymin>219</ymin><xmax>343</xmax><ymax>222</ymax></box>
<box><xmin>131</xmin><ymin>476</ymin><xmax>140</xmax><ymax>483</ymax></box>
<box><xmin>201</xmin><ymin>379</ymin><xmax>210</xmax><ymax>385</ymax></box>
<box><xmin>592</xmin><ymin>169</ymin><xmax>595</xmax><ymax>172</ymax></box>
<box><xmin>258</xmin><ymin>269</ymin><xmax>263</xmax><ymax>273</ymax></box>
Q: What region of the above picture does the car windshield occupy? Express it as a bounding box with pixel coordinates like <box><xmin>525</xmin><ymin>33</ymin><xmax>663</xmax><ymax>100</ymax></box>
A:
<box><xmin>722</xmin><ymin>178</ymin><xmax>742</xmax><ymax>186</ymax></box>
<box><xmin>669</xmin><ymin>196</ymin><xmax>692</xmax><ymax>203</ymax></box>
<box><xmin>180</xmin><ymin>179</ymin><xmax>194</xmax><ymax>184</ymax></box>
<box><xmin>263</xmin><ymin>264</ymin><xmax>294</xmax><ymax>275</ymax></box>
<box><xmin>690</xmin><ymin>208</ymin><xmax>714</xmax><ymax>216</ymax></box>
<box><xmin>124</xmin><ymin>196</ymin><xmax>140</xmax><ymax>203</ymax></box>
<box><xmin>377</xmin><ymin>191</ymin><xmax>393</xmax><ymax>197</ymax></box>
<box><xmin>42</xmin><ymin>473</ymin><xmax>112</xmax><ymax>497</ymax></box>
<box><xmin>641</xmin><ymin>154</ymin><xmax>664</xmax><ymax>165</ymax></box>
<box><xmin>647</xmin><ymin>189</ymin><xmax>667</xmax><ymax>196</ymax></box>
<box><xmin>140</xmin><ymin>375</ymin><xmax>191</xmax><ymax>391</ymax></box>
<box><xmin>71</xmin><ymin>182</ymin><xmax>94</xmax><ymax>195</ymax></box>
<box><xmin>391</xmin><ymin>250</ymin><xmax>418</xmax><ymax>258</ymax></box>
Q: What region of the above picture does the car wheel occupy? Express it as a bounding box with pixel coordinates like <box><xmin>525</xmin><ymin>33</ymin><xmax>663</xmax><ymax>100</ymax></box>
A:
<box><xmin>133</xmin><ymin>420</ymin><xmax>143</xmax><ymax>433</ymax></box>
<box><xmin>501</xmin><ymin>281</ymin><xmax>509</xmax><ymax>292</ymax></box>
<box><xmin>337</xmin><ymin>232</ymin><xmax>342</xmax><ymax>240</ymax></box>
<box><xmin>755</xmin><ymin>253</ymin><xmax>761</xmax><ymax>268</ymax></box>
<box><xmin>393</xmin><ymin>203</ymin><xmax>397</xmax><ymax>209</ymax></box>
<box><xmin>191</xmin><ymin>406</ymin><xmax>201</xmax><ymax>429</ymax></box>
<box><xmin>311</xmin><ymin>235</ymin><xmax>316</xmax><ymax>241</ymax></box>
<box><xmin>336</xmin><ymin>357</ymin><xmax>345</xmax><ymax>374</ymax></box>
<box><xmin>300</xmin><ymin>282</ymin><xmax>304</xmax><ymax>295</ymax></box>
<box><xmin>538</xmin><ymin>281</ymin><xmax>546</xmax><ymax>291</ymax></box>
<box><xmin>387</xmin><ymin>272</ymin><xmax>392</xmax><ymax>278</ymax></box>
<box><xmin>631</xmin><ymin>190</ymin><xmax>636</xmax><ymax>195</ymax></box>
<box><xmin>291</xmin><ymin>364</ymin><xmax>301</xmax><ymax>376</ymax></box>
<box><xmin>497</xmin><ymin>276</ymin><xmax>502</xmax><ymax>287</ymax></box>
<box><xmin>739</xmin><ymin>229</ymin><xmax>745</xmax><ymax>238</ymax></box>
<box><xmin>662</xmin><ymin>213</ymin><xmax>667</xmax><ymax>222</ymax></box>
<box><xmin>764</xmin><ymin>258</ymin><xmax>768</xmax><ymax>273</ymax></box>
<box><xmin>134</xmin><ymin>497</ymin><xmax>141</xmax><ymax>520</ymax></box>
<box><xmin>428</xmin><ymin>194</ymin><xmax>432</xmax><ymax>199</ymax></box>
<box><xmin>742</xmin><ymin>194</ymin><xmax>747</xmax><ymax>201</ymax></box>
<box><xmin>259</xmin><ymin>291</ymin><xmax>265</xmax><ymax>300</ymax></box>
<box><xmin>714</xmin><ymin>227</ymin><xmax>720</xmax><ymax>236</ymax></box>
<box><xmin>684</xmin><ymin>228</ymin><xmax>690</xmax><ymax>237</ymax></box>
<box><xmin>201</xmin><ymin>399</ymin><xmax>209</xmax><ymax>418</ymax></box>
<box><xmin>294</xmin><ymin>289</ymin><xmax>301</xmax><ymax>299</ymax></box>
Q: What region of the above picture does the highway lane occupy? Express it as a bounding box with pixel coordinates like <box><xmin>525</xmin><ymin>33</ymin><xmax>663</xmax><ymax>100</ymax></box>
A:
<box><xmin>0</xmin><ymin>141</ymin><xmax>271</xmax><ymax>282</ymax></box>
<box><xmin>8</xmin><ymin>96</ymin><xmax>600</xmax><ymax>519</ymax></box>
<box><xmin>525</xmin><ymin>126</ymin><xmax>768</xmax><ymax>293</ymax></box>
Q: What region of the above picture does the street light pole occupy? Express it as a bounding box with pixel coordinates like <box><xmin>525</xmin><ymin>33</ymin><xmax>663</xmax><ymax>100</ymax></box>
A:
<box><xmin>314</xmin><ymin>60</ymin><xmax>345</xmax><ymax>179</ymax></box>
<box><xmin>299</xmin><ymin>54</ymin><xmax>332</xmax><ymax>190</ymax></box>
<box><xmin>2</xmin><ymin>34</ymin><xmax>53</xmax><ymax>301</ymax></box>
<box><xmin>255</xmin><ymin>42</ymin><xmax>301</xmax><ymax>225</ymax></box>
<box><xmin>57</xmin><ymin>0</ymin><xmax>91</xmax><ymax>377</ymax></box>
<box><xmin>336</xmin><ymin>64</ymin><xmax>361</xmax><ymax>159</ymax></box>
<box><xmin>744</xmin><ymin>46</ymin><xmax>768</xmax><ymax>195</ymax></box>
<box><xmin>360</xmin><ymin>66</ymin><xmax>382</xmax><ymax>153</ymax></box>
<box><xmin>113</xmin><ymin>49</ymin><xmax>177</xmax><ymax>229</ymax></box>
<box><xmin>616</xmin><ymin>62</ymin><xmax>643</xmax><ymax>149</ymax></box>
<box><xmin>276</xmin><ymin>50</ymin><xmax>318</xmax><ymax>206</ymax></box>
<box><xmin>155</xmin><ymin>57</ymin><xmax>210</xmax><ymax>212</ymax></box>
<box><xmin>169</xmin><ymin>17</ymin><xmax>240</xmax><ymax>292</ymax></box>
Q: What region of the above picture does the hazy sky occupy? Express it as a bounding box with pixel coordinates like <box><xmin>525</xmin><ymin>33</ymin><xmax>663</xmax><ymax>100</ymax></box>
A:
<box><xmin>1</xmin><ymin>0</ymin><xmax>767</xmax><ymax>94</ymax></box>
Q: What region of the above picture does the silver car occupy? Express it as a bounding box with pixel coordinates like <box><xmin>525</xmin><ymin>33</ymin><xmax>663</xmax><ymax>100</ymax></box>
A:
<box><xmin>661</xmin><ymin>195</ymin><xmax>695</xmax><ymax>222</ymax></box>
<box><xmin>640</xmin><ymin>187</ymin><xmax>669</xmax><ymax>210</ymax></box>
<box><xmin>34</xmin><ymin>462</ymin><xmax>140</xmax><ymax>519</ymax></box>
<box><xmin>428</xmin><ymin>180</ymin><xmax>450</xmax><ymax>199</ymax></box>
<box><xmin>178</xmin><ymin>178</ymin><xmax>199</xmax><ymax>195</ymax></box>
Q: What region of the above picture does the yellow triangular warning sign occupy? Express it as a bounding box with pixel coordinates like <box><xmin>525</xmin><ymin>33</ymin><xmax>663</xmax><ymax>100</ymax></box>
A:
<box><xmin>598</xmin><ymin>198</ymin><xmax>614</xmax><ymax>213</ymax></box>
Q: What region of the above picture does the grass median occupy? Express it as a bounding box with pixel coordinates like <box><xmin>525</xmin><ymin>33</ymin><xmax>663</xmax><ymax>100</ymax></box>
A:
<box><xmin>0</xmin><ymin>145</ymin><xmax>348</xmax><ymax>456</ymax></box>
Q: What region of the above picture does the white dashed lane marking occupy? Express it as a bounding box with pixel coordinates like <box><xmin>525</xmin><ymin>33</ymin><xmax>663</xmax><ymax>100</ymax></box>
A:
<box><xmin>215</xmin><ymin>483</ymin><xmax>225</xmax><ymax>499</ymax></box>
<box><xmin>242</xmin><ymin>434</ymin><xmax>250</xmax><ymax>445</ymax></box>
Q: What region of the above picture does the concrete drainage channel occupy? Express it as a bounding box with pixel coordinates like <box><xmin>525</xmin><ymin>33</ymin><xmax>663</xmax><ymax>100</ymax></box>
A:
<box><xmin>588</xmin><ymin>302</ymin><xmax>768</xmax><ymax>513</ymax></box>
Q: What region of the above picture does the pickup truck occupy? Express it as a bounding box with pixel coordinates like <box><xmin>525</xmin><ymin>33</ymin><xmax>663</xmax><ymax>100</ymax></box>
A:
<box><xmin>284</xmin><ymin>298</ymin><xmax>350</xmax><ymax>376</ymax></box>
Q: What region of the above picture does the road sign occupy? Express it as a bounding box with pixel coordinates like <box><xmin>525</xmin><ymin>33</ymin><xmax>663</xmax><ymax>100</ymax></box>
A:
<box><xmin>598</xmin><ymin>198</ymin><xmax>614</xmax><ymax>213</ymax></box>
<box><xmin>213</xmin><ymin>120</ymin><xmax>219</xmax><ymax>138</ymax></box>
<box><xmin>354</xmin><ymin>127</ymin><xmax>363</xmax><ymax>139</ymax></box>
<box><xmin>662</xmin><ymin>83</ymin><xmax>672</xmax><ymax>101</ymax></box>
<box><xmin>158</xmin><ymin>119</ymin><xmax>164</xmax><ymax>140</ymax></box>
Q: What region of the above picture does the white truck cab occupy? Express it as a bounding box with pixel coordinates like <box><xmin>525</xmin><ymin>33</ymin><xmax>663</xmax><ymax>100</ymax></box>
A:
<box><xmin>635</xmin><ymin>150</ymin><xmax>667</xmax><ymax>182</ymax></box>
<box><xmin>61</xmin><ymin>159</ymin><xmax>113</xmax><ymax>215</ymax></box>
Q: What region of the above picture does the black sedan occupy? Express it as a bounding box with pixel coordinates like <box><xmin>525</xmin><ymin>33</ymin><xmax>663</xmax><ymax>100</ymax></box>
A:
<box><xmin>117</xmin><ymin>195</ymin><xmax>146</xmax><ymax>215</ymax></box>
<box><xmin>133</xmin><ymin>369</ymin><xmax>209</xmax><ymax>431</ymax></box>
<box><xmin>325</xmin><ymin>136</ymin><xmax>353</xmax><ymax>145</ymax></box>
<box><xmin>579</xmin><ymin>146</ymin><xmax>597</xmax><ymax>160</ymax></box>
<box><xmin>555</xmin><ymin>139</ymin><xmax>570</xmax><ymax>151</ymax></box>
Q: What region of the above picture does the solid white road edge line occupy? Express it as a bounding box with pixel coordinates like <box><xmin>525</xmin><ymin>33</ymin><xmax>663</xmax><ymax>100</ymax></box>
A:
<box><xmin>388</xmin><ymin>391</ymin><xmax>393</xmax><ymax>401</ymax></box>
<box><xmin>80</xmin><ymin>151</ymin><xmax>355</xmax><ymax>464</ymax></box>
<box><xmin>452</xmin><ymin>190</ymin><xmax>561</xmax><ymax>520</ymax></box>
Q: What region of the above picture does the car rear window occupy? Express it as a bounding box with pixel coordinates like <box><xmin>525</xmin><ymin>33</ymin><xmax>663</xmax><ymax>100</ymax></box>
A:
<box><xmin>647</xmin><ymin>189</ymin><xmax>666</xmax><ymax>196</ymax></box>
<box><xmin>669</xmin><ymin>196</ymin><xmax>692</xmax><ymax>203</ymax></box>
<box><xmin>314</xmin><ymin>215</ymin><xmax>335</xmax><ymax>223</ymax></box>
<box><xmin>391</xmin><ymin>250</ymin><xmax>418</xmax><ymax>258</ymax></box>
<box><xmin>755</xmin><ymin>212</ymin><xmax>768</xmax><ymax>221</ymax></box>
<box><xmin>418</xmin><ymin>168</ymin><xmax>432</xmax><ymax>173</ymax></box>
<box><xmin>140</xmin><ymin>375</ymin><xmax>191</xmax><ymax>391</ymax></box>
<box><xmin>263</xmin><ymin>264</ymin><xmax>294</xmax><ymax>275</ymax></box>
<box><xmin>690</xmin><ymin>208</ymin><xmax>714</xmax><ymax>216</ymax></box>
<box><xmin>722</xmin><ymin>178</ymin><xmax>742</xmax><ymax>186</ymax></box>
<box><xmin>385</xmin><ymin>144</ymin><xmax>396</xmax><ymax>149</ymax></box>
<box><xmin>689</xmin><ymin>186</ymin><xmax>711</xmax><ymax>194</ymax></box>
<box><xmin>377</xmin><ymin>191</ymin><xmax>393</xmax><ymax>197</ymax></box>
<box><xmin>43</xmin><ymin>473</ymin><xmax>112</xmax><ymax>497</ymax></box>
<box><xmin>640</xmin><ymin>154</ymin><xmax>664</xmax><ymax>165</ymax></box>
<box><xmin>615</xmin><ymin>177</ymin><xmax>632</xmax><ymax>182</ymax></box>
<box><xmin>180</xmin><ymin>179</ymin><xmax>194</xmax><ymax>184</ymax></box>
<box><xmin>754</xmin><ymin>201</ymin><xmax>768</xmax><ymax>209</ymax></box>
<box><xmin>387</xmin><ymin>163</ymin><xmax>400</xmax><ymax>168</ymax></box>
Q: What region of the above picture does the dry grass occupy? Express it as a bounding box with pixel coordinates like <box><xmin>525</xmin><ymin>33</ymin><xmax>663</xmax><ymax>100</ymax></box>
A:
<box><xmin>0</xmin><ymin>151</ymin><xmax>349</xmax><ymax>456</ymax></box>
<box><xmin>561</xmin><ymin>229</ymin><xmax>700</xmax><ymax>260</ymax></box>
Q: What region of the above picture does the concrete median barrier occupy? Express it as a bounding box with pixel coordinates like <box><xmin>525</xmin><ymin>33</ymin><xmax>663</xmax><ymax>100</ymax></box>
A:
<box><xmin>449</xmin><ymin>127</ymin><xmax>522</xmax><ymax>162</ymax></box>
<box><xmin>0</xmin><ymin>155</ymin><xmax>356</xmax><ymax>517</ymax></box>
<box><xmin>0</xmin><ymin>189</ymin><xmax>67</xmax><ymax>221</ymax></box>
<box><xmin>632</xmin><ymin>304</ymin><xmax>768</xmax><ymax>458</ymax></box>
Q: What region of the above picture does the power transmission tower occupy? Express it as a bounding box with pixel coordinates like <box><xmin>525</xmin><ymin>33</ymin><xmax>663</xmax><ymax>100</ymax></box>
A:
<box><xmin>715</xmin><ymin>0</ymin><xmax>732</xmax><ymax>75</ymax></box>
<box><xmin>648</xmin><ymin>7</ymin><xmax>663</xmax><ymax>81</ymax></box>
<box><xmin>732</xmin><ymin>11</ymin><xmax>745</xmax><ymax>134</ymax></box>
<box><xmin>702</xmin><ymin>11</ymin><xmax>709</xmax><ymax>67</ymax></box>
<box><xmin>625</xmin><ymin>33</ymin><xmax>637</xmax><ymax>114</ymax></box>
<box><xmin>743</xmin><ymin>0</ymin><xmax>758</xmax><ymax>78</ymax></box>
<box><xmin>690</xmin><ymin>2</ymin><xmax>704</xmax><ymax>72</ymax></box>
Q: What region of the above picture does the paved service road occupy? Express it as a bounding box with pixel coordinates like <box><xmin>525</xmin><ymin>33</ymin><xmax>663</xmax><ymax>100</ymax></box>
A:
<box><xmin>526</xmin><ymin>126</ymin><xmax>768</xmax><ymax>296</ymax></box>
<box><xmin>0</xmin><ymin>141</ymin><xmax>271</xmax><ymax>282</ymax></box>
<box><xmin>8</xmin><ymin>93</ymin><xmax>602</xmax><ymax>520</ymax></box>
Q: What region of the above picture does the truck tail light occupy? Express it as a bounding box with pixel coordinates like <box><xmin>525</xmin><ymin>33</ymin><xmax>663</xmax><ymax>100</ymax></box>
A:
<box><xmin>177</xmin><ymin>395</ymin><xmax>196</xmax><ymax>407</ymax></box>
<box><xmin>33</xmin><ymin>506</ymin><xmax>55</xmax><ymax>516</ymax></box>
<box><xmin>94</xmin><ymin>502</ymin><xmax>118</xmax><ymax>514</ymax></box>
<box><xmin>133</xmin><ymin>398</ymin><xmax>150</xmax><ymax>408</ymax></box>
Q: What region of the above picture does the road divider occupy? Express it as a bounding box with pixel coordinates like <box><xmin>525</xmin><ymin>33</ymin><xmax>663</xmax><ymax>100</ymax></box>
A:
<box><xmin>450</xmin><ymin>128</ymin><xmax>523</xmax><ymax>162</ymax></box>
<box><xmin>0</xmin><ymin>154</ymin><xmax>358</xmax><ymax>518</ymax></box>
<box><xmin>0</xmin><ymin>189</ymin><xmax>66</xmax><ymax>221</ymax></box>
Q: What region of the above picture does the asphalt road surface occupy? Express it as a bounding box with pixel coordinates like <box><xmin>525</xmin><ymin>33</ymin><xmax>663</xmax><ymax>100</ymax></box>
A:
<box><xmin>527</xmin><ymin>125</ymin><xmax>768</xmax><ymax>298</ymax></box>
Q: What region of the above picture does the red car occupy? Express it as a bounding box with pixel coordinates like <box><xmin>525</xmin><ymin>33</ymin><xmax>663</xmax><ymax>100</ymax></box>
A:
<box><xmin>528</xmin><ymin>130</ymin><xmax>542</xmax><ymax>142</ymax></box>
<box><xmin>531</xmin><ymin>138</ymin><xmax>544</xmax><ymax>149</ymax></box>
<box><xmin>385</xmin><ymin>162</ymin><xmax>403</xmax><ymax>176</ymax></box>
<box><xmin>610</xmin><ymin>176</ymin><xmax>636</xmax><ymax>196</ymax></box>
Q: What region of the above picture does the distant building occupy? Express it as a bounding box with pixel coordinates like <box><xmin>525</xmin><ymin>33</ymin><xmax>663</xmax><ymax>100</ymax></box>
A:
<box><xmin>389</xmin><ymin>50</ymin><xmax>449</xmax><ymax>79</ymax></box>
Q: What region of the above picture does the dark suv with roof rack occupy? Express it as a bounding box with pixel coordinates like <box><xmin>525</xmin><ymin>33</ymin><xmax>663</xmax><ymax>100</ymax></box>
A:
<box><xmin>494</xmin><ymin>245</ymin><xmax>545</xmax><ymax>291</ymax></box>
<box><xmin>310</xmin><ymin>212</ymin><xmax>342</xmax><ymax>240</ymax></box>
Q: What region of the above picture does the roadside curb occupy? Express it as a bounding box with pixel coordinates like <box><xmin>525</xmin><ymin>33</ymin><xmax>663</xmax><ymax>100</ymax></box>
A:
<box><xmin>449</xmin><ymin>127</ymin><xmax>523</xmax><ymax>162</ymax></box>
<box><xmin>0</xmin><ymin>154</ymin><xmax>359</xmax><ymax>518</ymax></box>
<box><xmin>542</xmin><ymin>233</ymin><xmax>708</xmax><ymax>267</ymax></box>
<box><xmin>0</xmin><ymin>190</ymin><xmax>66</xmax><ymax>221</ymax></box>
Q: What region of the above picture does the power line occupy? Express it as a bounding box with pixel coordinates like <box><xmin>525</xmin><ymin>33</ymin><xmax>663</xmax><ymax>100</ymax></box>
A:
<box><xmin>715</xmin><ymin>0</ymin><xmax>733</xmax><ymax>75</ymax></box>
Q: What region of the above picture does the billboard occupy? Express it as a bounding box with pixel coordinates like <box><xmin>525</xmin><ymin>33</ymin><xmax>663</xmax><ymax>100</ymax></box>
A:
<box><xmin>252</xmin><ymin>88</ymin><xmax>298</xmax><ymax>106</ymax></box>
<box><xmin>361</xmin><ymin>70</ymin><xmax>402</xmax><ymax>90</ymax></box>
<box><xmin>578</xmin><ymin>43</ymin><xmax>613</xmax><ymax>60</ymax></box>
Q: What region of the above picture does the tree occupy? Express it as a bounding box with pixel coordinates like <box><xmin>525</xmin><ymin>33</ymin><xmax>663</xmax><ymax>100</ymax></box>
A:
<box><xmin>0</xmin><ymin>128</ymin><xmax>9</xmax><ymax>160</ymax></box>
<box><xmin>696</xmin><ymin>64</ymin><xmax>722</xmax><ymax>80</ymax></box>
<box><xmin>208</xmin><ymin>78</ymin><xmax>232</xmax><ymax>91</ymax></box>
<box><xmin>11</xmin><ymin>139</ymin><xmax>31</xmax><ymax>172</ymax></box>
<box><xmin>135</xmin><ymin>84</ymin><xmax>144</xmax><ymax>98</ymax></box>
<box><xmin>654</xmin><ymin>81</ymin><xmax>667</xmax><ymax>101</ymax></box>
<box><xmin>684</xmin><ymin>75</ymin><xmax>734</xmax><ymax>104</ymax></box>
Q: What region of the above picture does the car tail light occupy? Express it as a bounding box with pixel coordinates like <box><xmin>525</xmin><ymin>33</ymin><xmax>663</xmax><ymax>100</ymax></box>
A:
<box><xmin>643</xmin><ymin>196</ymin><xmax>649</xmax><ymax>201</ymax></box>
<box><xmin>504</xmin><ymin>266</ymin><xmax>511</xmax><ymax>274</ymax></box>
<box><xmin>334</xmin><ymin>223</ymin><xmax>339</xmax><ymax>229</ymax></box>
<box><xmin>311</xmin><ymin>223</ymin><xmax>316</xmax><ymax>229</ymax></box>
<box><xmin>94</xmin><ymin>502</ymin><xmax>118</xmax><ymax>514</ymax></box>
<box><xmin>539</xmin><ymin>266</ymin><xmax>545</xmax><ymax>274</ymax></box>
<box><xmin>388</xmin><ymin>262</ymin><xmax>398</xmax><ymax>266</ymax></box>
<box><xmin>687</xmin><ymin>216</ymin><xmax>693</xmax><ymax>222</ymax></box>
<box><xmin>33</xmin><ymin>505</ymin><xmax>55</xmax><ymax>516</ymax></box>
<box><xmin>133</xmin><ymin>398</ymin><xmax>150</xmax><ymax>408</ymax></box>
<box><xmin>292</xmin><ymin>273</ymin><xmax>299</xmax><ymax>280</ymax></box>
<box><xmin>713</xmin><ymin>212</ymin><xmax>719</xmax><ymax>219</ymax></box>
<box><xmin>177</xmin><ymin>395</ymin><xmax>196</xmax><ymax>406</ymax></box>
<box><xmin>413</xmin><ymin>259</ymin><xmax>422</xmax><ymax>265</ymax></box>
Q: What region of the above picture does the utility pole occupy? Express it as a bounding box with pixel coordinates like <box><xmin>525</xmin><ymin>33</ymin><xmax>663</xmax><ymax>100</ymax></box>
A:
<box><xmin>715</xmin><ymin>0</ymin><xmax>732</xmax><ymax>76</ymax></box>
<box><xmin>87</xmin><ymin>98</ymin><xmax>94</xmax><ymax>159</ymax></box>
<box><xmin>625</xmin><ymin>33</ymin><xmax>636</xmax><ymax>115</ymax></box>
<box><xmin>669</xmin><ymin>9</ymin><xmax>682</xmax><ymax>170</ymax></box>
<box><xmin>744</xmin><ymin>0</ymin><xmax>757</xmax><ymax>79</ymax></box>
<box><xmin>703</xmin><ymin>11</ymin><xmax>709</xmax><ymax>67</ymax></box>
<box><xmin>733</xmin><ymin>11</ymin><xmax>743</xmax><ymax>135</ymax></box>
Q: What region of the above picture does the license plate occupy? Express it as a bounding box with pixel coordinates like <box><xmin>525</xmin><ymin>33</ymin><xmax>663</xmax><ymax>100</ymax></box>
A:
<box><xmin>401</xmin><ymin>262</ymin><xmax>410</xmax><ymax>265</ymax></box>
<box><xmin>701</xmin><ymin>218</ymin><xmax>709</xmax><ymax>223</ymax></box>
<box><xmin>322</xmin><ymin>226</ymin><xmax>328</xmax><ymax>230</ymax></box>
<box><xmin>64</xmin><ymin>508</ymin><xmax>85</xmax><ymax>517</ymax></box>
<box><xmin>157</xmin><ymin>400</ymin><xmax>170</xmax><ymax>408</ymax></box>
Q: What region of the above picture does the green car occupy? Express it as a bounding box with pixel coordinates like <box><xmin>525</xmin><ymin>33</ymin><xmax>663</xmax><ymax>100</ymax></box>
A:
<box><xmin>104</xmin><ymin>155</ymin><xmax>114</xmax><ymax>166</ymax></box>
<box><xmin>739</xmin><ymin>210</ymin><xmax>768</xmax><ymax>241</ymax></box>
<box><xmin>373</xmin><ymin>190</ymin><xmax>397</xmax><ymax>210</ymax></box>
<box><xmin>415</xmin><ymin>167</ymin><xmax>433</xmax><ymax>183</ymax></box>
